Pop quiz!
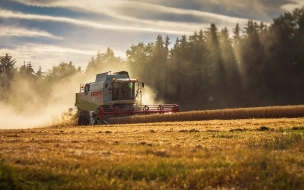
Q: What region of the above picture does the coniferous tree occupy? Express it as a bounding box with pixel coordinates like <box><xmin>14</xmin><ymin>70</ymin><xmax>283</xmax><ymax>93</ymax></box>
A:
<box><xmin>86</xmin><ymin>48</ymin><xmax>122</xmax><ymax>74</ymax></box>
<box><xmin>0</xmin><ymin>54</ymin><xmax>17</xmax><ymax>99</ymax></box>
<box><xmin>45</xmin><ymin>61</ymin><xmax>80</xmax><ymax>81</ymax></box>
<box><xmin>19</xmin><ymin>61</ymin><xmax>35</xmax><ymax>80</ymax></box>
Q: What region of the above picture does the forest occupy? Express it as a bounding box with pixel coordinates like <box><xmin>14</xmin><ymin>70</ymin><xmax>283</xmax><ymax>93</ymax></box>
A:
<box><xmin>1</xmin><ymin>8</ymin><xmax>303</xmax><ymax>111</ymax></box>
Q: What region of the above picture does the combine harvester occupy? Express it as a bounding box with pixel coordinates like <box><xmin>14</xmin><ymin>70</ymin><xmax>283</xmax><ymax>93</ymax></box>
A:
<box><xmin>75</xmin><ymin>71</ymin><xmax>179</xmax><ymax>125</ymax></box>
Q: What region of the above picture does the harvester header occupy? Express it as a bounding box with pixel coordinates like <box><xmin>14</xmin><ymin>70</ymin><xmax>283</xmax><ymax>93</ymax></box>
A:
<box><xmin>75</xmin><ymin>71</ymin><xmax>179</xmax><ymax>125</ymax></box>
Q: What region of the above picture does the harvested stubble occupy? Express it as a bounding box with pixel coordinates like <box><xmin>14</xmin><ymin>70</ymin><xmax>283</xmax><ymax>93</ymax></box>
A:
<box><xmin>1</xmin><ymin>118</ymin><xmax>304</xmax><ymax>189</ymax></box>
<box><xmin>107</xmin><ymin>105</ymin><xmax>304</xmax><ymax>124</ymax></box>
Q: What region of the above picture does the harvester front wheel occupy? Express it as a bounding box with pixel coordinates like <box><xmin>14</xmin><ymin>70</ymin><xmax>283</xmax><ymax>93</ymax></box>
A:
<box><xmin>77</xmin><ymin>116</ymin><xmax>90</xmax><ymax>126</ymax></box>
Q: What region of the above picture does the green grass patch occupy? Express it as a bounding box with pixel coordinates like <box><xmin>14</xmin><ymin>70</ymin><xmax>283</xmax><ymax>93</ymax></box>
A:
<box><xmin>0</xmin><ymin>159</ymin><xmax>18</xmax><ymax>190</ymax></box>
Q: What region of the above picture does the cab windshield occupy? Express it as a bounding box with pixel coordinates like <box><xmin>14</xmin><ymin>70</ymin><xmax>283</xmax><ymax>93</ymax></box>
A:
<box><xmin>112</xmin><ymin>82</ymin><xmax>135</xmax><ymax>100</ymax></box>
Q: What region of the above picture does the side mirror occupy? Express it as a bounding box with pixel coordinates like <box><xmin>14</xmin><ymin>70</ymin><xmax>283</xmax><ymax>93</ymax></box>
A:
<box><xmin>142</xmin><ymin>82</ymin><xmax>144</xmax><ymax>88</ymax></box>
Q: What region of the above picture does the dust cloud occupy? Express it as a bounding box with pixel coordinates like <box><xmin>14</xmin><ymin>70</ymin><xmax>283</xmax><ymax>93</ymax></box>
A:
<box><xmin>140</xmin><ymin>85</ymin><xmax>164</xmax><ymax>105</ymax></box>
<box><xmin>0</xmin><ymin>60</ymin><xmax>163</xmax><ymax>129</ymax></box>
<box><xmin>0</xmin><ymin>73</ymin><xmax>84</xmax><ymax>129</ymax></box>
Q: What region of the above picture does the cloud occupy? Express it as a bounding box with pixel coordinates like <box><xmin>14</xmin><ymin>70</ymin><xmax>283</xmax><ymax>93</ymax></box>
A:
<box><xmin>110</xmin><ymin>1</ymin><xmax>253</xmax><ymax>26</ymax></box>
<box><xmin>128</xmin><ymin>0</ymin><xmax>299</xmax><ymax>22</ymax></box>
<box><xmin>0</xmin><ymin>26</ymin><xmax>62</xmax><ymax>39</ymax></box>
<box><xmin>11</xmin><ymin>0</ymin><xmax>301</xmax><ymax>31</ymax></box>
<box><xmin>281</xmin><ymin>0</ymin><xmax>304</xmax><ymax>12</ymax></box>
<box><xmin>9</xmin><ymin>0</ymin><xmax>256</xmax><ymax>32</ymax></box>
<box><xmin>0</xmin><ymin>43</ymin><xmax>97</xmax><ymax>71</ymax></box>
<box><xmin>0</xmin><ymin>8</ymin><xmax>195</xmax><ymax>35</ymax></box>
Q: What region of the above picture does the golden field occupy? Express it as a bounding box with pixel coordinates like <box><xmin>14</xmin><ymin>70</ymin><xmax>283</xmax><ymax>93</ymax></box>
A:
<box><xmin>1</xmin><ymin>117</ymin><xmax>304</xmax><ymax>189</ymax></box>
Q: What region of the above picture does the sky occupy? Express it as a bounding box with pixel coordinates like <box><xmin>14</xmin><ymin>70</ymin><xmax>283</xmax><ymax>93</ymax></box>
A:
<box><xmin>0</xmin><ymin>0</ymin><xmax>303</xmax><ymax>72</ymax></box>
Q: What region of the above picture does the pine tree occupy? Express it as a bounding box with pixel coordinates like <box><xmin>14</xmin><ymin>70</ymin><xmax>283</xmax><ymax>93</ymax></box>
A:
<box><xmin>0</xmin><ymin>54</ymin><xmax>17</xmax><ymax>92</ymax></box>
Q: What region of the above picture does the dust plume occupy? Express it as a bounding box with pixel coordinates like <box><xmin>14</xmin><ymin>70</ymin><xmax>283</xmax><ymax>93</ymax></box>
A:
<box><xmin>0</xmin><ymin>73</ymin><xmax>85</xmax><ymax>129</ymax></box>
<box><xmin>0</xmin><ymin>55</ymin><xmax>163</xmax><ymax>129</ymax></box>
<box><xmin>140</xmin><ymin>85</ymin><xmax>164</xmax><ymax>105</ymax></box>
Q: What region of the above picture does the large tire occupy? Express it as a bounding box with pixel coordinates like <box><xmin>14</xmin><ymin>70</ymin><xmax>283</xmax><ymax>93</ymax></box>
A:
<box><xmin>77</xmin><ymin>116</ymin><xmax>90</xmax><ymax>126</ymax></box>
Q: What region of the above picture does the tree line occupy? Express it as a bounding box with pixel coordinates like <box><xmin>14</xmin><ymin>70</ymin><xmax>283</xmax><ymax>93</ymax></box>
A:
<box><xmin>1</xmin><ymin>8</ymin><xmax>303</xmax><ymax>111</ymax></box>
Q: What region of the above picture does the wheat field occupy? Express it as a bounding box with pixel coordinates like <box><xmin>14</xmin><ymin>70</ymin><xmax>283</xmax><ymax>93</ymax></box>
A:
<box><xmin>106</xmin><ymin>105</ymin><xmax>304</xmax><ymax>124</ymax></box>
<box><xmin>1</xmin><ymin>117</ymin><xmax>304</xmax><ymax>189</ymax></box>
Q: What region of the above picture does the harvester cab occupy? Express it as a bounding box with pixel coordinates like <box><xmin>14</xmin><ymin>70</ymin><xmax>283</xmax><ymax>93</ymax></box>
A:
<box><xmin>75</xmin><ymin>71</ymin><xmax>179</xmax><ymax>125</ymax></box>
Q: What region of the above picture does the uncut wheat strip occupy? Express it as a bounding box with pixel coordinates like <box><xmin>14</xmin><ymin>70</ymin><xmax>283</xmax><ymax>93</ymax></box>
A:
<box><xmin>105</xmin><ymin>105</ymin><xmax>304</xmax><ymax>124</ymax></box>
